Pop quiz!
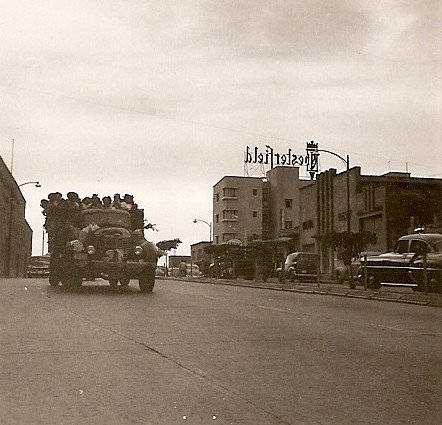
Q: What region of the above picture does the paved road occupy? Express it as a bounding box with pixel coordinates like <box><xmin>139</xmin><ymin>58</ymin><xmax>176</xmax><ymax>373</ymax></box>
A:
<box><xmin>1</xmin><ymin>278</ymin><xmax>440</xmax><ymax>425</ymax></box>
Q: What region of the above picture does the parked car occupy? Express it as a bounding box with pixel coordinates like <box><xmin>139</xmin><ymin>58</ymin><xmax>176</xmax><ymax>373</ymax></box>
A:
<box><xmin>280</xmin><ymin>252</ymin><xmax>319</xmax><ymax>282</ymax></box>
<box><xmin>168</xmin><ymin>264</ymin><xmax>203</xmax><ymax>277</ymax></box>
<box><xmin>155</xmin><ymin>267</ymin><xmax>166</xmax><ymax>277</ymax></box>
<box><xmin>27</xmin><ymin>255</ymin><xmax>50</xmax><ymax>278</ymax></box>
<box><xmin>361</xmin><ymin>233</ymin><xmax>441</xmax><ymax>292</ymax></box>
<box><xmin>335</xmin><ymin>251</ymin><xmax>382</xmax><ymax>283</ymax></box>
<box><xmin>209</xmin><ymin>261</ymin><xmax>234</xmax><ymax>279</ymax></box>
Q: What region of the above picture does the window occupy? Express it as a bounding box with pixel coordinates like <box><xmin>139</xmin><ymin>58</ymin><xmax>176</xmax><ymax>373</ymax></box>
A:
<box><xmin>215</xmin><ymin>214</ymin><xmax>219</xmax><ymax>223</ymax></box>
<box><xmin>223</xmin><ymin>188</ymin><xmax>237</xmax><ymax>198</ymax></box>
<box><xmin>215</xmin><ymin>236</ymin><xmax>219</xmax><ymax>244</ymax></box>
<box><xmin>252</xmin><ymin>188</ymin><xmax>258</xmax><ymax>196</ymax></box>
<box><xmin>409</xmin><ymin>240</ymin><xmax>430</xmax><ymax>254</ymax></box>
<box><xmin>285</xmin><ymin>199</ymin><xmax>293</xmax><ymax>209</ymax></box>
<box><xmin>284</xmin><ymin>221</ymin><xmax>293</xmax><ymax>230</ymax></box>
<box><xmin>215</xmin><ymin>193</ymin><xmax>219</xmax><ymax>202</ymax></box>
<box><xmin>223</xmin><ymin>210</ymin><xmax>238</xmax><ymax>220</ymax></box>
<box><xmin>396</xmin><ymin>240</ymin><xmax>409</xmax><ymax>254</ymax></box>
<box><xmin>252</xmin><ymin>211</ymin><xmax>257</xmax><ymax>218</ymax></box>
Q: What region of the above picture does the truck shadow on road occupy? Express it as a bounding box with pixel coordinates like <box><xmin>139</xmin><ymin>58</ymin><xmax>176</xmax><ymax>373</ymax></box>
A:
<box><xmin>45</xmin><ymin>282</ymin><xmax>151</xmax><ymax>296</ymax></box>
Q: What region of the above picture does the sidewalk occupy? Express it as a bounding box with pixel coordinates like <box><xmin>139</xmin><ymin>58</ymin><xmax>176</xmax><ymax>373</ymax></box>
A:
<box><xmin>159</xmin><ymin>276</ymin><xmax>442</xmax><ymax>308</ymax></box>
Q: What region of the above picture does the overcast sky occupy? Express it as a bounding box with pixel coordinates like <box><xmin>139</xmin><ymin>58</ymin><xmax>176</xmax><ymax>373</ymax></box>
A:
<box><xmin>1</xmin><ymin>0</ymin><xmax>440</xmax><ymax>258</ymax></box>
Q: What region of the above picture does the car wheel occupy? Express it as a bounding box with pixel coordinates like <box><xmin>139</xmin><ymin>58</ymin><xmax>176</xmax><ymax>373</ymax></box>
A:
<box><xmin>336</xmin><ymin>272</ymin><xmax>345</xmax><ymax>284</ymax></box>
<box><xmin>368</xmin><ymin>275</ymin><xmax>381</xmax><ymax>290</ymax></box>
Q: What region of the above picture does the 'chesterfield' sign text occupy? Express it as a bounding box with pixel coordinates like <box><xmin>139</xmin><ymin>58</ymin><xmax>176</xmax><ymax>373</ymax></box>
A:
<box><xmin>244</xmin><ymin>145</ymin><xmax>309</xmax><ymax>169</ymax></box>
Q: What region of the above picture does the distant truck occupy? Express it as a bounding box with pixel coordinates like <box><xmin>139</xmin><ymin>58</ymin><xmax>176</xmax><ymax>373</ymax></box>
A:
<box><xmin>48</xmin><ymin>207</ymin><xmax>159</xmax><ymax>292</ymax></box>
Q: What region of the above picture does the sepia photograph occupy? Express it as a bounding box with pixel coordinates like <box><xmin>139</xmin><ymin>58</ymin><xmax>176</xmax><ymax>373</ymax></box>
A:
<box><xmin>1</xmin><ymin>1</ymin><xmax>441</xmax><ymax>424</ymax></box>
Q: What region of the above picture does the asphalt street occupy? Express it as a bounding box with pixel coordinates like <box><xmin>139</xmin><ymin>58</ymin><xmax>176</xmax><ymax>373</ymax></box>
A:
<box><xmin>0</xmin><ymin>277</ymin><xmax>441</xmax><ymax>425</ymax></box>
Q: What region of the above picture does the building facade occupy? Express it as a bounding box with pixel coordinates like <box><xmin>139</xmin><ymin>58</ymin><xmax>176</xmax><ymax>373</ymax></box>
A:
<box><xmin>0</xmin><ymin>156</ymin><xmax>33</xmax><ymax>277</ymax></box>
<box><xmin>212</xmin><ymin>165</ymin><xmax>441</xmax><ymax>279</ymax></box>
<box><xmin>266</xmin><ymin>166</ymin><xmax>301</xmax><ymax>239</ymax></box>
<box><xmin>190</xmin><ymin>241</ymin><xmax>212</xmax><ymax>276</ymax></box>
<box><xmin>212</xmin><ymin>168</ymin><xmax>303</xmax><ymax>246</ymax></box>
<box><xmin>213</xmin><ymin>176</ymin><xmax>264</xmax><ymax>245</ymax></box>
<box><xmin>300</xmin><ymin>167</ymin><xmax>442</xmax><ymax>276</ymax></box>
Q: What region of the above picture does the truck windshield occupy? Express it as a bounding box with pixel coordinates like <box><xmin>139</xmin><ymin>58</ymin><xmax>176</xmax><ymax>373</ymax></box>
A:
<box><xmin>81</xmin><ymin>209</ymin><xmax>131</xmax><ymax>229</ymax></box>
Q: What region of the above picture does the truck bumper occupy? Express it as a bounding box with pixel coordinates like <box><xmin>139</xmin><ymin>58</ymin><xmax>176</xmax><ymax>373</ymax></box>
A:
<box><xmin>75</xmin><ymin>259</ymin><xmax>156</xmax><ymax>279</ymax></box>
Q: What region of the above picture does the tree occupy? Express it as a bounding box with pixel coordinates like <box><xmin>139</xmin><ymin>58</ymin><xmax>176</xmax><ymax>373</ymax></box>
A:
<box><xmin>156</xmin><ymin>238</ymin><xmax>182</xmax><ymax>276</ymax></box>
<box><xmin>143</xmin><ymin>219</ymin><xmax>158</xmax><ymax>231</ymax></box>
<box><xmin>156</xmin><ymin>238</ymin><xmax>182</xmax><ymax>251</ymax></box>
<box><xmin>321</xmin><ymin>231</ymin><xmax>377</xmax><ymax>288</ymax></box>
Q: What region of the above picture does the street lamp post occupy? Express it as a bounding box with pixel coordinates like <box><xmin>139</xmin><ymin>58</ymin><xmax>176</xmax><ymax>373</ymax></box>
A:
<box><xmin>193</xmin><ymin>218</ymin><xmax>212</xmax><ymax>242</ymax></box>
<box><xmin>18</xmin><ymin>181</ymin><xmax>41</xmax><ymax>188</ymax></box>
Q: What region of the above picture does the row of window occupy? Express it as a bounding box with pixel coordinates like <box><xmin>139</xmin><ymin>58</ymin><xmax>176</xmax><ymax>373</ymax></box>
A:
<box><xmin>214</xmin><ymin>188</ymin><xmax>293</xmax><ymax>210</ymax></box>
<box><xmin>214</xmin><ymin>210</ymin><xmax>259</xmax><ymax>223</ymax></box>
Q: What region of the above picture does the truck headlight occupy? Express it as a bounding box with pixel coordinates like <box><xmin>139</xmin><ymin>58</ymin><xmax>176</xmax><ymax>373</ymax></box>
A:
<box><xmin>134</xmin><ymin>246</ymin><xmax>143</xmax><ymax>256</ymax></box>
<box><xmin>87</xmin><ymin>245</ymin><xmax>96</xmax><ymax>255</ymax></box>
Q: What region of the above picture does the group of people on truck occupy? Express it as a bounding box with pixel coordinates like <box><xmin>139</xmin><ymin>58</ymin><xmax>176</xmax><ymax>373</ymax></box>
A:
<box><xmin>41</xmin><ymin>192</ymin><xmax>144</xmax><ymax>253</ymax></box>
<box><xmin>41</xmin><ymin>192</ymin><xmax>138</xmax><ymax>213</ymax></box>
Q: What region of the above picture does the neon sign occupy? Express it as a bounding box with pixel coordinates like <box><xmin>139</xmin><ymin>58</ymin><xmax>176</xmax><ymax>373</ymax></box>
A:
<box><xmin>244</xmin><ymin>141</ymin><xmax>319</xmax><ymax>180</ymax></box>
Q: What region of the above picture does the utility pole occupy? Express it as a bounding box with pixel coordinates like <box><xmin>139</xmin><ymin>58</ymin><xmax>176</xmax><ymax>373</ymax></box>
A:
<box><xmin>11</xmin><ymin>139</ymin><xmax>15</xmax><ymax>172</ymax></box>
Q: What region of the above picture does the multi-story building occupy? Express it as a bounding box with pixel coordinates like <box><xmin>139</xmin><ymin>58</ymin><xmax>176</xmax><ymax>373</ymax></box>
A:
<box><xmin>190</xmin><ymin>241</ymin><xmax>212</xmax><ymax>276</ymax></box>
<box><xmin>0</xmin><ymin>156</ymin><xmax>33</xmax><ymax>277</ymax></box>
<box><xmin>212</xmin><ymin>167</ymin><xmax>303</xmax><ymax>246</ymax></box>
<box><xmin>266</xmin><ymin>166</ymin><xmax>302</xmax><ymax>240</ymax></box>
<box><xmin>213</xmin><ymin>176</ymin><xmax>264</xmax><ymax>245</ymax></box>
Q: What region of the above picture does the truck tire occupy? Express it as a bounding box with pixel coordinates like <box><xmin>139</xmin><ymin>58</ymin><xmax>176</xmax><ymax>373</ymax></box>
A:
<box><xmin>139</xmin><ymin>269</ymin><xmax>155</xmax><ymax>293</ymax></box>
<box><xmin>108</xmin><ymin>278</ymin><xmax>118</xmax><ymax>287</ymax></box>
<box><xmin>119</xmin><ymin>277</ymin><xmax>130</xmax><ymax>287</ymax></box>
<box><xmin>65</xmin><ymin>270</ymin><xmax>82</xmax><ymax>291</ymax></box>
<box><xmin>49</xmin><ymin>274</ymin><xmax>60</xmax><ymax>287</ymax></box>
<box><xmin>49</xmin><ymin>254</ymin><xmax>62</xmax><ymax>287</ymax></box>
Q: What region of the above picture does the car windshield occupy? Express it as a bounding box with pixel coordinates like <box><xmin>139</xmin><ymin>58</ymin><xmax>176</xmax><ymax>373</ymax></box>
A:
<box><xmin>81</xmin><ymin>209</ymin><xmax>131</xmax><ymax>229</ymax></box>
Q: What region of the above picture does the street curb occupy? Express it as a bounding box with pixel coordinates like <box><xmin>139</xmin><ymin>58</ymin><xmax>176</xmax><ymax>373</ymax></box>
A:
<box><xmin>158</xmin><ymin>276</ymin><xmax>441</xmax><ymax>307</ymax></box>
<box><xmin>157</xmin><ymin>276</ymin><xmax>442</xmax><ymax>308</ymax></box>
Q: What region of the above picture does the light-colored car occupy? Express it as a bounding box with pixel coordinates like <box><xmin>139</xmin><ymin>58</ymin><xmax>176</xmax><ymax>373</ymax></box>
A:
<box><xmin>279</xmin><ymin>252</ymin><xmax>319</xmax><ymax>282</ymax></box>
<box><xmin>335</xmin><ymin>251</ymin><xmax>382</xmax><ymax>283</ymax></box>
<box><xmin>155</xmin><ymin>267</ymin><xmax>166</xmax><ymax>276</ymax></box>
<box><xmin>168</xmin><ymin>264</ymin><xmax>203</xmax><ymax>277</ymax></box>
<box><xmin>362</xmin><ymin>233</ymin><xmax>442</xmax><ymax>292</ymax></box>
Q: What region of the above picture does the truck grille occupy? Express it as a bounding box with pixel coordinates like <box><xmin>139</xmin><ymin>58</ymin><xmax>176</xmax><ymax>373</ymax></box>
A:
<box><xmin>99</xmin><ymin>236</ymin><xmax>132</xmax><ymax>257</ymax></box>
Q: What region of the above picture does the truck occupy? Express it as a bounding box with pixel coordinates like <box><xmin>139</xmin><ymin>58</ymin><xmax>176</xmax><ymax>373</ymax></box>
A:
<box><xmin>47</xmin><ymin>204</ymin><xmax>159</xmax><ymax>293</ymax></box>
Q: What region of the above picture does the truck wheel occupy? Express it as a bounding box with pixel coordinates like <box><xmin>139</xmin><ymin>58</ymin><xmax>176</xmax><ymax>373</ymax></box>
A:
<box><xmin>139</xmin><ymin>269</ymin><xmax>155</xmax><ymax>293</ymax></box>
<box><xmin>119</xmin><ymin>277</ymin><xmax>130</xmax><ymax>287</ymax></box>
<box><xmin>49</xmin><ymin>275</ymin><xmax>60</xmax><ymax>287</ymax></box>
<box><xmin>66</xmin><ymin>272</ymin><xmax>82</xmax><ymax>291</ymax></box>
<box><xmin>108</xmin><ymin>278</ymin><xmax>118</xmax><ymax>287</ymax></box>
<box><xmin>49</xmin><ymin>254</ymin><xmax>62</xmax><ymax>287</ymax></box>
